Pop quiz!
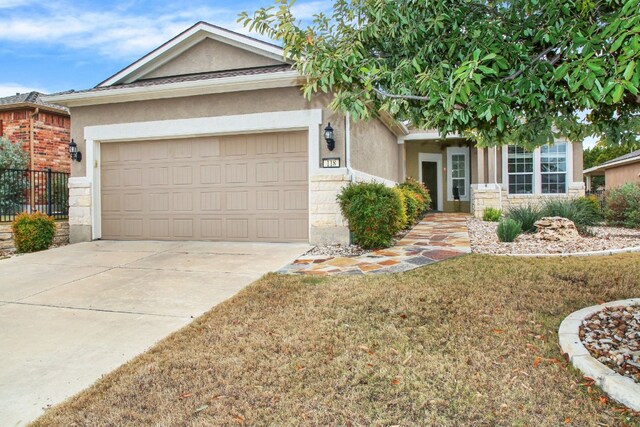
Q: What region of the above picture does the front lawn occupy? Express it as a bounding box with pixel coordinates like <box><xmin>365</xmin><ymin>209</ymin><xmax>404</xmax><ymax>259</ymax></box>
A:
<box><xmin>33</xmin><ymin>254</ymin><xmax>640</xmax><ymax>426</ymax></box>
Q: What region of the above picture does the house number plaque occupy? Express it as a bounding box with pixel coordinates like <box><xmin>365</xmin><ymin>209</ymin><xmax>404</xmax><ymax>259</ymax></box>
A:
<box><xmin>322</xmin><ymin>157</ymin><xmax>341</xmax><ymax>168</ymax></box>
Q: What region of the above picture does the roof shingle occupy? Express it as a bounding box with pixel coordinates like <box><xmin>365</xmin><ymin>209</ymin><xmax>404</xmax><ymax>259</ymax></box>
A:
<box><xmin>0</xmin><ymin>91</ymin><xmax>69</xmax><ymax>114</ymax></box>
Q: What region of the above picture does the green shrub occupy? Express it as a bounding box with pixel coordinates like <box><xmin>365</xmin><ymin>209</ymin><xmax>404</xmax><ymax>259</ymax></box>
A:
<box><xmin>581</xmin><ymin>195</ymin><xmax>603</xmax><ymax>219</ymax></box>
<box><xmin>496</xmin><ymin>218</ymin><xmax>522</xmax><ymax>242</ymax></box>
<box><xmin>541</xmin><ymin>198</ymin><xmax>601</xmax><ymax>234</ymax></box>
<box><xmin>482</xmin><ymin>207</ymin><xmax>502</xmax><ymax>222</ymax></box>
<box><xmin>12</xmin><ymin>212</ymin><xmax>56</xmax><ymax>253</ymax></box>
<box><xmin>337</xmin><ymin>182</ymin><xmax>404</xmax><ymax>249</ymax></box>
<box><xmin>398</xmin><ymin>186</ymin><xmax>420</xmax><ymax>225</ymax></box>
<box><xmin>392</xmin><ymin>187</ymin><xmax>409</xmax><ymax>230</ymax></box>
<box><xmin>506</xmin><ymin>205</ymin><xmax>542</xmax><ymax>233</ymax></box>
<box><xmin>605</xmin><ymin>183</ymin><xmax>640</xmax><ymax>229</ymax></box>
<box><xmin>397</xmin><ymin>178</ymin><xmax>431</xmax><ymax>214</ymax></box>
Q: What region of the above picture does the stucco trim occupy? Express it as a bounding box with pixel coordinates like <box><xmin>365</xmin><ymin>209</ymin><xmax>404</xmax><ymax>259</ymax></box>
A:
<box><xmin>83</xmin><ymin>109</ymin><xmax>323</xmax><ymax>240</ymax></box>
<box><xmin>399</xmin><ymin>131</ymin><xmax>462</xmax><ymax>143</ymax></box>
<box><xmin>418</xmin><ymin>153</ymin><xmax>443</xmax><ymax>211</ymax></box>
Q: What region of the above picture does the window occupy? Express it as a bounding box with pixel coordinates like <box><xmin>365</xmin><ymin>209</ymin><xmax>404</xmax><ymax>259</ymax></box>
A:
<box><xmin>446</xmin><ymin>147</ymin><xmax>469</xmax><ymax>201</ymax></box>
<box><xmin>540</xmin><ymin>142</ymin><xmax>567</xmax><ymax>194</ymax></box>
<box><xmin>507</xmin><ymin>146</ymin><xmax>533</xmax><ymax>194</ymax></box>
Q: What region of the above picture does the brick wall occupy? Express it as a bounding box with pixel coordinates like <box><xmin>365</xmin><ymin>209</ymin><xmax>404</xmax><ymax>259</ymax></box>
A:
<box><xmin>0</xmin><ymin>108</ymin><xmax>70</xmax><ymax>173</ymax></box>
<box><xmin>33</xmin><ymin>112</ymin><xmax>71</xmax><ymax>172</ymax></box>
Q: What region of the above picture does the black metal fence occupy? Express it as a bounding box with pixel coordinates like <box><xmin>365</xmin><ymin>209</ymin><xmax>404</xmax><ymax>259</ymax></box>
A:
<box><xmin>586</xmin><ymin>188</ymin><xmax>606</xmax><ymax>214</ymax></box>
<box><xmin>0</xmin><ymin>168</ymin><xmax>69</xmax><ymax>222</ymax></box>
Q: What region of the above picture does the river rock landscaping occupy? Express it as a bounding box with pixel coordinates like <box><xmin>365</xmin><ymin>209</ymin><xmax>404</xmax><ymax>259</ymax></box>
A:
<box><xmin>580</xmin><ymin>305</ymin><xmax>640</xmax><ymax>384</ymax></box>
<box><xmin>469</xmin><ymin>218</ymin><xmax>640</xmax><ymax>255</ymax></box>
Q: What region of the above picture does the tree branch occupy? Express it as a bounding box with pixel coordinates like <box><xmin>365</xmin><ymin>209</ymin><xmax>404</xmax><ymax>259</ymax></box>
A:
<box><xmin>502</xmin><ymin>45</ymin><xmax>557</xmax><ymax>82</ymax></box>
<box><xmin>373</xmin><ymin>87</ymin><xmax>430</xmax><ymax>101</ymax></box>
<box><xmin>373</xmin><ymin>87</ymin><xmax>465</xmax><ymax>109</ymax></box>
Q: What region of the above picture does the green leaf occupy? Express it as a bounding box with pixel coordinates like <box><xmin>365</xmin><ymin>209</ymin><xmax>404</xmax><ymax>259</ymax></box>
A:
<box><xmin>611</xmin><ymin>85</ymin><xmax>625</xmax><ymax>103</ymax></box>
<box><xmin>623</xmin><ymin>61</ymin><xmax>636</xmax><ymax>81</ymax></box>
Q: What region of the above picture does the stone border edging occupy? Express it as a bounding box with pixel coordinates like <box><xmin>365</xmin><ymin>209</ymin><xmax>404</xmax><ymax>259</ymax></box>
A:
<box><xmin>559</xmin><ymin>298</ymin><xmax>640</xmax><ymax>411</ymax></box>
<box><xmin>487</xmin><ymin>246</ymin><xmax>640</xmax><ymax>258</ymax></box>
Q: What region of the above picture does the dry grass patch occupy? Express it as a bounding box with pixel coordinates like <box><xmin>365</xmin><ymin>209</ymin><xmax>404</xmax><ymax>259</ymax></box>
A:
<box><xmin>33</xmin><ymin>254</ymin><xmax>640</xmax><ymax>426</ymax></box>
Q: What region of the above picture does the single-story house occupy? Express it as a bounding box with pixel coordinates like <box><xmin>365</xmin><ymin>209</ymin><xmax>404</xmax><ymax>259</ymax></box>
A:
<box><xmin>583</xmin><ymin>149</ymin><xmax>640</xmax><ymax>191</ymax></box>
<box><xmin>46</xmin><ymin>22</ymin><xmax>585</xmax><ymax>245</ymax></box>
<box><xmin>0</xmin><ymin>91</ymin><xmax>71</xmax><ymax>172</ymax></box>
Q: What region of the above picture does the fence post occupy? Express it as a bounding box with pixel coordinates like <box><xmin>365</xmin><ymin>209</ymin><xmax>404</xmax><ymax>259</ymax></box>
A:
<box><xmin>46</xmin><ymin>168</ymin><xmax>52</xmax><ymax>216</ymax></box>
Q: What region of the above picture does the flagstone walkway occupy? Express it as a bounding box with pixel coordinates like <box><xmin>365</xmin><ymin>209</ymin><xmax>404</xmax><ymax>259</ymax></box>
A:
<box><xmin>278</xmin><ymin>213</ymin><xmax>471</xmax><ymax>276</ymax></box>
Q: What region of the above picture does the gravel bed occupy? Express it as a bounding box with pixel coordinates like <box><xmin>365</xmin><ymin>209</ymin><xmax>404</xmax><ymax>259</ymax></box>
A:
<box><xmin>468</xmin><ymin>218</ymin><xmax>640</xmax><ymax>255</ymax></box>
<box><xmin>304</xmin><ymin>244</ymin><xmax>366</xmax><ymax>257</ymax></box>
<box><xmin>580</xmin><ymin>305</ymin><xmax>640</xmax><ymax>383</ymax></box>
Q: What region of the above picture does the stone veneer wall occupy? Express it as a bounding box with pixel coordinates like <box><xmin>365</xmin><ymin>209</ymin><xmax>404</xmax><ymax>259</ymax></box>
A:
<box><xmin>309</xmin><ymin>174</ymin><xmax>350</xmax><ymax>245</ymax></box>
<box><xmin>68</xmin><ymin>178</ymin><xmax>92</xmax><ymax>243</ymax></box>
<box><xmin>470</xmin><ymin>183</ymin><xmax>586</xmax><ymax>218</ymax></box>
<box><xmin>0</xmin><ymin>221</ymin><xmax>69</xmax><ymax>252</ymax></box>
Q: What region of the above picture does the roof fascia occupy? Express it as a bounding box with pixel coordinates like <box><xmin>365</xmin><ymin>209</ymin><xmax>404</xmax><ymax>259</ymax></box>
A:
<box><xmin>45</xmin><ymin>71</ymin><xmax>301</xmax><ymax>108</ymax></box>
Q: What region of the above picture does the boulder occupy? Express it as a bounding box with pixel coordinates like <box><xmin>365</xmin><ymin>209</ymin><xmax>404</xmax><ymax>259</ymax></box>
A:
<box><xmin>534</xmin><ymin>216</ymin><xmax>580</xmax><ymax>241</ymax></box>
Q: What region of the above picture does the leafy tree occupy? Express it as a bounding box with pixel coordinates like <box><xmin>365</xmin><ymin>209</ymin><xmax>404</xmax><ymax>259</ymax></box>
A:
<box><xmin>583</xmin><ymin>141</ymin><xmax>640</xmax><ymax>169</ymax></box>
<box><xmin>0</xmin><ymin>137</ymin><xmax>29</xmax><ymax>214</ymax></box>
<box><xmin>240</xmin><ymin>0</ymin><xmax>640</xmax><ymax>148</ymax></box>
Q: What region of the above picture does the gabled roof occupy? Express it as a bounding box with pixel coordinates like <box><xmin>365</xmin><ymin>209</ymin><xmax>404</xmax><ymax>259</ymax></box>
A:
<box><xmin>583</xmin><ymin>149</ymin><xmax>640</xmax><ymax>174</ymax></box>
<box><xmin>97</xmin><ymin>21</ymin><xmax>287</xmax><ymax>88</ymax></box>
<box><xmin>0</xmin><ymin>91</ymin><xmax>69</xmax><ymax>114</ymax></box>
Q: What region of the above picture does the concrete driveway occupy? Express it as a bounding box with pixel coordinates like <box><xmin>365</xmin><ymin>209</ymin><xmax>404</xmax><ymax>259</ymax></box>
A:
<box><xmin>0</xmin><ymin>240</ymin><xmax>308</xmax><ymax>426</ymax></box>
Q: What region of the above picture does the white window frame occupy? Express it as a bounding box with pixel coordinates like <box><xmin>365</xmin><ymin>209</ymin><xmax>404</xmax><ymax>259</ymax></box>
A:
<box><xmin>446</xmin><ymin>146</ymin><xmax>470</xmax><ymax>201</ymax></box>
<box><xmin>501</xmin><ymin>141</ymin><xmax>573</xmax><ymax>196</ymax></box>
<box><xmin>540</xmin><ymin>142</ymin><xmax>568</xmax><ymax>194</ymax></box>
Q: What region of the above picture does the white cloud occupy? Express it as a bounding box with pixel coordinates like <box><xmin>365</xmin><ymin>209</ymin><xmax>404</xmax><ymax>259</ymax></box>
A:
<box><xmin>0</xmin><ymin>0</ymin><xmax>34</xmax><ymax>9</ymax></box>
<box><xmin>0</xmin><ymin>83</ymin><xmax>47</xmax><ymax>97</ymax></box>
<box><xmin>291</xmin><ymin>0</ymin><xmax>333</xmax><ymax>19</ymax></box>
<box><xmin>0</xmin><ymin>3</ymin><xmax>250</xmax><ymax>59</ymax></box>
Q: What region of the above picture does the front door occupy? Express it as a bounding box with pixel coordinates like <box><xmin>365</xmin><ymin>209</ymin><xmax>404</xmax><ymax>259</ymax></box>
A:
<box><xmin>421</xmin><ymin>161</ymin><xmax>439</xmax><ymax>211</ymax></box>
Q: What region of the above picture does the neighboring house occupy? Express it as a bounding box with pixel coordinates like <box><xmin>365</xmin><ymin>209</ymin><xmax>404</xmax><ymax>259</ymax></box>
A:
<box><xmin>0</xmin><ymin>92</ymin><xmax>71</xmax><ymax>172</ymax></box>
<box><xmin>46</xmin><ymin>22</ymin><xmax>585</xmax><ymax>245</ymax></box>
<box><xmin>583</xmin><ymin>149</ymin><xmax>640</xmax><ymax>191</ymax></box>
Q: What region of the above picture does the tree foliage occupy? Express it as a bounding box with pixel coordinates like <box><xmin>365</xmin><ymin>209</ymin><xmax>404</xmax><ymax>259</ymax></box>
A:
<box><xmin>0</xmin><ymin>137</ymin><xmax>29</xmax><ymax>214</ymax></box>
<box><xmin>583</xmin><ymin>141</ymin><xmax>640</xmax><ymax>169</ymax></box>
<box><xmin>240</xmin><ymin>0</ymin><xmax>640</xmax><ymax>147</ymax></box>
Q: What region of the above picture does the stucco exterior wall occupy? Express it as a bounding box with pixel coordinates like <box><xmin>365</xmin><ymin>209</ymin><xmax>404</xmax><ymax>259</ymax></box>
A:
<box><xmin>69</xmin><ymin>87</ymin><xmax>346</xmax><ymax>178</ymax></box>
<box><xmin>144</xmin><ymin>38</ymin><xmax>283</xmax><ymax>79</ymax></box>
<box><xmin>605</xmin><ymin>162</ymin><xmax>640</xmax><ymax>188</ymax></box>
<box><xmin>573</xmin><ymin>142</ymin><xmax>584</xmax><ymax>182</ymax></box>
<box><xmin>349</xmin><ymin>117</ymin><xmax>400</xmax><ymax>182</ymax></box>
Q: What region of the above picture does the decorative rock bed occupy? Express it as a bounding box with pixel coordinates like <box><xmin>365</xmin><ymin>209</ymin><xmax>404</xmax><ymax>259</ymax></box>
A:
<box><xmin>304</xmin><ymin>244</ymin><xmax>366</xmax><ymax>257</ymax></box>
<box><xmin>581</xmin><ymin>306</ymin><xmax>640</xmax><ymax>383</ymax></box>
<box><xmin>469</xmin><ymin>218</ymin><xmax>640</xmax><ymax>255</ymax></box>
<box><xmin>560</xmin><ymin>299</ymin><xmax>640</xmax><ymax>411</ymax></box>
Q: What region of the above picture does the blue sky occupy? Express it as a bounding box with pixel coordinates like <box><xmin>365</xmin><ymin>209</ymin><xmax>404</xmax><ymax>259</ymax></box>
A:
<box><xmin>0</xmin><ymin>0</ymin><xmax>330</xmax><ymax>96</ymax></box>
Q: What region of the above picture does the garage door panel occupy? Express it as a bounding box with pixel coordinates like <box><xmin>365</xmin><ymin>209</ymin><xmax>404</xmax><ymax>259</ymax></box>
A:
<box><xmin>101</xmin><ymin>130</ymin><xmax>308</xmax><ymax>242</ymax></box>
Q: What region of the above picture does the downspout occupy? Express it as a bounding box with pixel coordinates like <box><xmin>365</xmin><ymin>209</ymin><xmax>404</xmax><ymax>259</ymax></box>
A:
<box><xmin>29</xmin><ymin>108</ymin><xmax>39</xmax><ymax>211</ymax></box>
<box><xmin>345</xmin><ymin>114</ymin><xmax>354</xmax><ymax>182</ymax></box>
<box><xmin>493</xmin><ymin>146</ymin><xmax>502</xmax><ymax>211</ymax></box>
<box><xmin>29</xmin><ymin>107</ymin><xmax>38</xmax><ymax>171</ymax></box>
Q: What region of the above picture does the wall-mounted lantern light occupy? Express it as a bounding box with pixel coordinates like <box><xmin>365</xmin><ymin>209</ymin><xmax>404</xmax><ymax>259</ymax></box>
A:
<box><xmin>324</xmin><ymin>123</ymin><xmax>335</xmax><ymax>151</ymax></box>
<box><xmin>69</xmin><ymin>139</ymin><xmax>82</xmax><ymax>162</ymax></box>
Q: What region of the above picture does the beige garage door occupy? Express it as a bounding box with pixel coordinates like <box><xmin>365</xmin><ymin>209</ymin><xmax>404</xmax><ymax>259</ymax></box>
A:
<box><xmin>100</xmin><ymin>131</ymin><xmax>308</xmax><ymax>242</ymax></box>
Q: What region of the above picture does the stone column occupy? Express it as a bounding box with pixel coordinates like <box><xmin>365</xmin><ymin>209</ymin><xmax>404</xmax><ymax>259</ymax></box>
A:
<box><xmin>68</xmin><ymin>177</ymin><xmax>92</xmax><ymax>243</ymax></box>
<box><xmin>309</xmin><ymin>174</ymin><xmax>350</xmax><ymax>245</ymax></box>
